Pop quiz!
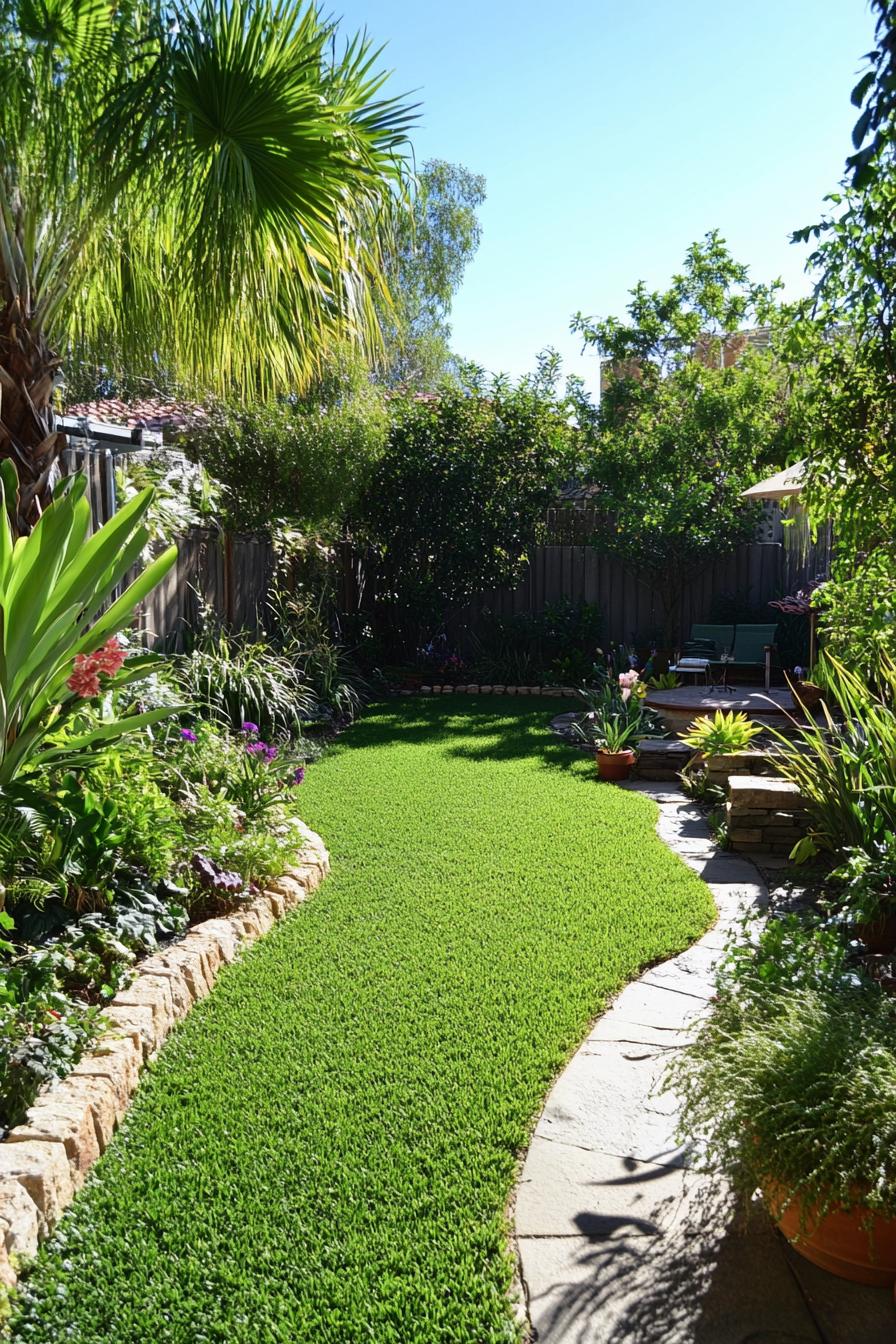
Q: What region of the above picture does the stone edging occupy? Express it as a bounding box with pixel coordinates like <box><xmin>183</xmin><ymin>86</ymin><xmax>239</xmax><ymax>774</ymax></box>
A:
<box><xmin>512</xmin><ymin>783</ymin><xmax>771</xmax><ymax>1341</ymax></box>
<box><xmin>420</xmin><ymin>684</ymin><xmax>579</xmax><ymax>697</ymax></box>
<box><xmin>0</xmin><ymin>821</ymin><xmax>329</xmax><ymax>1292</ymax></box>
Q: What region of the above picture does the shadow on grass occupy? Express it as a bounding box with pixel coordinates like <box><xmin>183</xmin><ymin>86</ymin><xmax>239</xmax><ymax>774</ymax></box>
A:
<box><xmin>333</xmin><ymin>695</ymin><xmax>590</xmax><ymax>772</ymax></box>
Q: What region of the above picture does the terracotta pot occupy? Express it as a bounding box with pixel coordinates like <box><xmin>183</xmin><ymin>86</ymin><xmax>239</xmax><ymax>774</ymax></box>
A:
<box><xmin>772</xmin><ymin>1191</ymin><xmax>896</xmax><ymax>1287</ymax></box>
<box><xmin>855</xmin><ymin>913</ymin><xmax>896</xmax><ymax>954</ymax></box>
<box><xmin>596</xmin><ymin>749</ymin><xmax>636</xmax><ymax>782</ymax></box>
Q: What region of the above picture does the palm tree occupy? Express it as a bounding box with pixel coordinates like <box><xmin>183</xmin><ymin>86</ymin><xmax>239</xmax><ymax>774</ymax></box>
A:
<box><xmin>0</xmin><ymin>0</ymin><xmax>414</xmax><ymax>530</ymax></box>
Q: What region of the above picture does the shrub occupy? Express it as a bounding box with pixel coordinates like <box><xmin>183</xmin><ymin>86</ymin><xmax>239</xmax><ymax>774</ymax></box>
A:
<box><xmin>471</xmin><ymin>599</ymin><xmax>603</xmax><ymax>686</ymax></box>
<box><xmin>358</xmin><ymin>364</ymin><xmax>579</xmax><ymax>655</ymax></box>
<box><xmin>669</xmin><ymin>920</ymin><xmax>896</xmax><ymax>1228</ymax></box>
<box><xmin>176</xmin><ymin>628</ymin><xmax>314</xmax><ymax>738</ymax></box>
<box><xmin>185</xmin><ymin>367</ymin><xmax>388</xmax><ymax>535</ymax></box>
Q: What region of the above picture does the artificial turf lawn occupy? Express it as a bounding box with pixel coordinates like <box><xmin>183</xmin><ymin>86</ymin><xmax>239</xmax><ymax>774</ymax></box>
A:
<box><xmin>10</xmin><ymin>698</ymin><xmax>715</xmax><ymax>1344</ymax></box>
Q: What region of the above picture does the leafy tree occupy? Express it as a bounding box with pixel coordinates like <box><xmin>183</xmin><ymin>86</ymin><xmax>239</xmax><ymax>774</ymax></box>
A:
<box><xmin>786</xmin><ymin>0</ymin><xmax>896</xmax><ymax>676</ymax></box>
<box><xmin>571</xmin><ymin>234</ymin><xmax>794</xmax><ymax>645</ymax></box>
<box><xmin>0</xmin><ymin>0</ymin><xmax>414</xmax><ymax>529</ymax></box>
<box><xmin>358</xmin><ymin>358</ymin><xmax>578</xmax><ymax>654</ymax></box>
<box><xmin>185</xmin><ymin>351</ymin><xmax>388</xmax><ymax>534</ymax></box>
<box><xmin>376</xmin><ymin>160</ymin><xmax>486</xmax><ymax>388</ymax></box>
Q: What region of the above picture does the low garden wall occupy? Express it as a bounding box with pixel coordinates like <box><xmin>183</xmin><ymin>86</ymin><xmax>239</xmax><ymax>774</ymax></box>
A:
<box><xmin>0</xmin><ymin>824</ymin><xmax>329</xmax><ymax>1292</ymax></box>
<box><xmin>726</xmin><ymin>777</ymin><xmax>809</xmax><ymax>855</ymax></box>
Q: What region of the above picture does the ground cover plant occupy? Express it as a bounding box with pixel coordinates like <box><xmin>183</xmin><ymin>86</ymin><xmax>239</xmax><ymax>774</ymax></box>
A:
<box><xmin>10</xmin><ymin>698</ymin><xmax>714</xmax><ymax>1343</ymax></box>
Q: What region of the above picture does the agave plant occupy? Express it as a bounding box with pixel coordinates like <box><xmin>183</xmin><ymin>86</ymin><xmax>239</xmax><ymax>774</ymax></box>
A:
<box><xmin>0</xmin><ymin>461</ymin><xmax>178</xmax><ymax>784</ymax></box>
<box><xmin>0</xmin><ymin>0</ymin><xmax>415</xmax><ymax>529</ymax></box>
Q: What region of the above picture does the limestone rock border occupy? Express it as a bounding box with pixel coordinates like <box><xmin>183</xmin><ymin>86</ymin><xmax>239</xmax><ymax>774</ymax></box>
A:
<box><xmin>0</xmin><ymin>820</ymin><xmax>329</xmax><ymax>1291</ymax></box>
<box><xmin>420</xmin><ymin>684</ymin><xmax>579</xmax><ymax>697</ymax></box>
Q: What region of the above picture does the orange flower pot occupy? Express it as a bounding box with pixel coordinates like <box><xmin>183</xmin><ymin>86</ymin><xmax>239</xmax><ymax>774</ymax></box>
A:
<box><xmin>596</xmin><ymin>749</ymin><xmax>636</xmax><ymax>782</ymax></box>
<box><xmin>772</xmin><ymin>1191</ymin><xmax>896</xmax><ymax>1287</ymax></box>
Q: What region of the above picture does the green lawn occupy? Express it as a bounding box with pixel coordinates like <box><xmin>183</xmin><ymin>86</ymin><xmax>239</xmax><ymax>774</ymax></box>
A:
<box><xmin>11</xmin><ymin>698</ymin><xmax>714</xmax><ymax>1343</ymax></box>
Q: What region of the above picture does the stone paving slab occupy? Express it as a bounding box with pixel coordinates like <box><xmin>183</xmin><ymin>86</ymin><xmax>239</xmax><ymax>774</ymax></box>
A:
<box><xmin>519</xmin><ymin>1205</ymin><xmax>826</xmax><ymax>1344</ymax></box>
<box><xmin>514</xmin><ymin>783</ymin><xmax>895</xmax><ymax>1343</ymax></box>
<box><xmin>535</xmin><ymin>1040</ymin><xmax>690</xmax><ymax>1170</ymax></box>
<box><xmin>516</xmin><ymin>1138</ymin><xmax>691</xmax><ymax>1239</ymax></box>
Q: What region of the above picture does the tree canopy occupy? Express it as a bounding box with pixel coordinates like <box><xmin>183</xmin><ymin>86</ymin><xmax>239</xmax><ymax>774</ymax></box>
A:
<box><xmin>786</xmin><ymin>0</ymin><xmax>896</xmax><ymax>675</ymax></box>
<box><xmin>571</xmin><ymin>235</ymin><xmax>795</xmax><ymax>645</ymax></box>
<box><xmin>376</xmin><ymin>160</ymin><xmax>486</xmax><ymax>388</ymax></box>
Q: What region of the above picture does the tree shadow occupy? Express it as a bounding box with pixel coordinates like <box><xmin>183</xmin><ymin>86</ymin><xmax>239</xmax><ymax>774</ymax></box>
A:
<box><xmin>332</xmin><ymin>695</ymin><xmax>591</xmax><ymax>773</ymax></box>
<box><xmin>522</xmin><ymin>1182</ymin><xmax>830</xmax><ymax>1344</ymax></box>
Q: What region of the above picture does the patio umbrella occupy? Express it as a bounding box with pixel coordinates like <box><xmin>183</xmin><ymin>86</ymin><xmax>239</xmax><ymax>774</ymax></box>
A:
<box><xmin>740</xmin><ymin>460</ymin><xmax>805</xmax><ymax>500</ymax></box>
<box><xmin>742</xmin><ymin>460</ymin><xmax>817</xmax><ymax>667</ymax></box>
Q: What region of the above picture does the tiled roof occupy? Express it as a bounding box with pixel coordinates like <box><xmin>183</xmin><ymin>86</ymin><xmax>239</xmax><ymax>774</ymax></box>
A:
<box><xmin>64</xmin><ymin>398</ymin><xmax>206</xmax><ymax>433</ymax></box>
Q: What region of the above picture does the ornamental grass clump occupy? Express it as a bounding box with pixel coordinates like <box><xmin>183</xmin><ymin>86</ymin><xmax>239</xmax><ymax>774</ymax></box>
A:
<box><xmin>669</xmin><ymin>920</ymin><xmax>896</xmax><ymax>1230</ymax></box>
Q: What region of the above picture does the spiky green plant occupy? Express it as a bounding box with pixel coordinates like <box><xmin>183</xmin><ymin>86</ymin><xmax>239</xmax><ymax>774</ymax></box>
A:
<box><xmin>680</xmin><ymin>710</ymin><xmax>762</xmax><ymax>756</ymax></box>
<box><xmin>767</xmin><ymin>655</ymin><xmax>896</xmax><ymax>858</ymax></box>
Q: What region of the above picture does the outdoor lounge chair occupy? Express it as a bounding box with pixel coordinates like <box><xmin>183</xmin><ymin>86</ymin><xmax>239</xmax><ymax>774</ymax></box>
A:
<box><xmin>709</xmin><ymin>623</ymin><xmax>779</xmax><ymax>690</ymax></box>
<box><xmin>681</xmin><ymin>624</ymin><xmax>734</xmax><ymax>659</ymax></box>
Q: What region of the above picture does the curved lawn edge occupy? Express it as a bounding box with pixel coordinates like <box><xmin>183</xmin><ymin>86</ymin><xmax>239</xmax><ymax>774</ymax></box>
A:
<box><xmin>512</xmin><ymin>782</ymin><xmax>768</xmax><ymax>1341</ymax></box>
<box><xmin>0</xmin><ymin>821</ymin><xmax>329</xmax><ymax>1291</ymax></box>
<box><xmin>8</xmin><ymin>699</ymin><xmax>716</xmax><ymax>1343</ymax></box>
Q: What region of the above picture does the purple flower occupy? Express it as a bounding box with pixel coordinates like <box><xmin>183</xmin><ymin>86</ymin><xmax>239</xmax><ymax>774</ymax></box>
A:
<box><xmin>264</xmin><ymin>745</ymin><xmax>278</xmax><ymax>762</ymax></box>
<box><xmin>292</xmin><ymin>766</ymin><xmax>306</xmax><ymax>787</ymax></box>
<box><xmin>241</xmin><ymin>721</ymin><xmax>259</xmax><ymax>736</ymax></box>
<box><xmin>180</xmin><ymin>728</ymin><xmax>198</xmax><ymax>742</ymax></box>
<box><xmin>246</xmin><ymin>740</ymin><xmax>267</xmax><ymax>755</ymax></box>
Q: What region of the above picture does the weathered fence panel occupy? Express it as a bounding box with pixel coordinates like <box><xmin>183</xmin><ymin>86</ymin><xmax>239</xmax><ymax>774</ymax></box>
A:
<box><xmin>456</xmin><ymin>540</ymin><xmax>784</xmax><ymax>651</ymax></box>
<box><xmin>56</xmin><ymin>444</ymin><xmax>832</xmax><ymax>651</ymax></box>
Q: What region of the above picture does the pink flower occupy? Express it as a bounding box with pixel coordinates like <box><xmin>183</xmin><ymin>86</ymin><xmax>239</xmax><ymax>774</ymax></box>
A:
<box><xmin>66</xmin><ymin>660</ymin><xmax>101</xmax><ymax>698</ymax></box>
<box><xmin>92</xmin><ymin>638</ymin><xmax>127</xmax><ymax>677</ymax></box>
<box><xmin>66</xmin><ymin>638</ymin><xmax>127</xmax><ymax>698</ymax></box>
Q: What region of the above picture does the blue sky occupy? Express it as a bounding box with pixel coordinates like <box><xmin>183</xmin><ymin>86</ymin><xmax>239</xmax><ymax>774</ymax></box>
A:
<box><xmin>337</xmin><ymin>0</ymin><xmax>876</xmax><ymax>393</ymax></box>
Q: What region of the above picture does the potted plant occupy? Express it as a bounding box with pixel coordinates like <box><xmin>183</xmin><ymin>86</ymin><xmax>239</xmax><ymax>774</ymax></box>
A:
<box><xmin>571</xmin><ymin>672</ymin><xmax>664</xmax><ymax>782</ymax></box>
<box><xmin>668</xmin><ymin>918</ymin><xmax>896</xmax><ymax>1286</ymax></box>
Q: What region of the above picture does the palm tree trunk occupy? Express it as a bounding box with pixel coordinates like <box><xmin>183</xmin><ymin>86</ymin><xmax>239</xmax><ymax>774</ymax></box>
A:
<box><xmin>0</xmin><ymin>296</ymin><xmax>65</xmax><ymax>533</ymax></box>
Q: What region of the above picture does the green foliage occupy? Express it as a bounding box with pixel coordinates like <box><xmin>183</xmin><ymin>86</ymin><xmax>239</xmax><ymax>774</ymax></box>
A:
<box><xmin>174</xmin><ymin>721</ymin><xmax>307</xmax><ymax>826</ymax></box>
<box><xmin>115</xmin><ymin>451</ymin><xmax>221</xmax><ymax>549</ymax></box>
<box><xmin>0</xmin><ymin>464</ymin><xmax>177</xmax><ymax>785</ymax></box>
<box><xmin>680</xmin><ymin>710</ymin><xmax>762</xmax><ymax>756</ymax></box>
<box><xmin>768</xmin><ymin>656</ymin><xmax>896</xmax><ymax>864</ymax></box>
<box><xmin>359</xmin><ymin>362</ymin><xmax>579</xmax><ymax>653</ymax></box>
<box><xmin>670</xmin><ymin>919</ymin><xmax>896</xmax><ymax>1227</ymax></box>
<box><xmin>0</xmin><ymin>0</ymin><xmax>416</xmax><ymax>398</ymax></box>
<box><xmin>268</xmin><ymin>582</ymin><xmax>369</xmax><ymax>725</ymax></box>
<box><xmin>185</xmin><ymin>357</ymin><xmax>388</xmax><ymax>533</ymax></box>
<box><xmin>470</xmin><ymin>599</ymin><xmax>603</xmax><ymax>686</ymax></box>
<box><xmin>0</xmin><ymin>941</ymin><xmax>104</xmax><ymax>1131</ymax></box>
<box><xmin>571</xmin><ymin>678</ymin><xmax>666</xmax><ymax>753</ymax></box>
<box><xmin>646</xmin><ymin>672</ymin><xmax>681</xmax><ymax>690</ymax></box>
<box><xmin>571</xmin><ymin>234</ymin><xmax>796</xmax><ymax>643</ymax></box>
<box><xmin>9</xmin><ymin>697</ymin><xmax>713</xmax><ymax>1341</ymax></box>
<box><xmin>175</xmin><ymin>628</ymin><xmax>314</xmax><ymax>739</ymax></box>
<box><xmin>785</xmin><ymin>7</ymin><xmax>896</xmax><ymax>680</ymax></box>
<box><xmin>377</xmin><ymin>159</ymin><xmax>487</xmax><ymax>388</ymax></box>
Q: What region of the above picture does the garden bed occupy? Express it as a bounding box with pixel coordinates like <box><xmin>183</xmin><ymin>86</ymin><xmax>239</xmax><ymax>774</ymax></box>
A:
<box><xmin>0</xmin><ymin>826</ymin><xmax>329</xmax><ymax>1292</ymax></box>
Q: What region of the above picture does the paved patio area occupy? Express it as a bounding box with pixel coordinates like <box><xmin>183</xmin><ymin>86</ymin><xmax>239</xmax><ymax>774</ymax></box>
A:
<box><xmin>514</xmin><ymin>782</ymin><xmax>895</xmax><ymax>1343</ymax></box>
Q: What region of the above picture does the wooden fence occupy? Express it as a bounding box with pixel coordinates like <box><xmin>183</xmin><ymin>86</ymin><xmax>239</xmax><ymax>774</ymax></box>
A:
<box><xmin>59</xmin><ymin>439</ymin><xmax>831</xmax><ymax>651</ymax></box>
<box><xmin>459</xmin><ymin>540</ymin><xmax>784</xmax><ymax>650</ymax></box>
